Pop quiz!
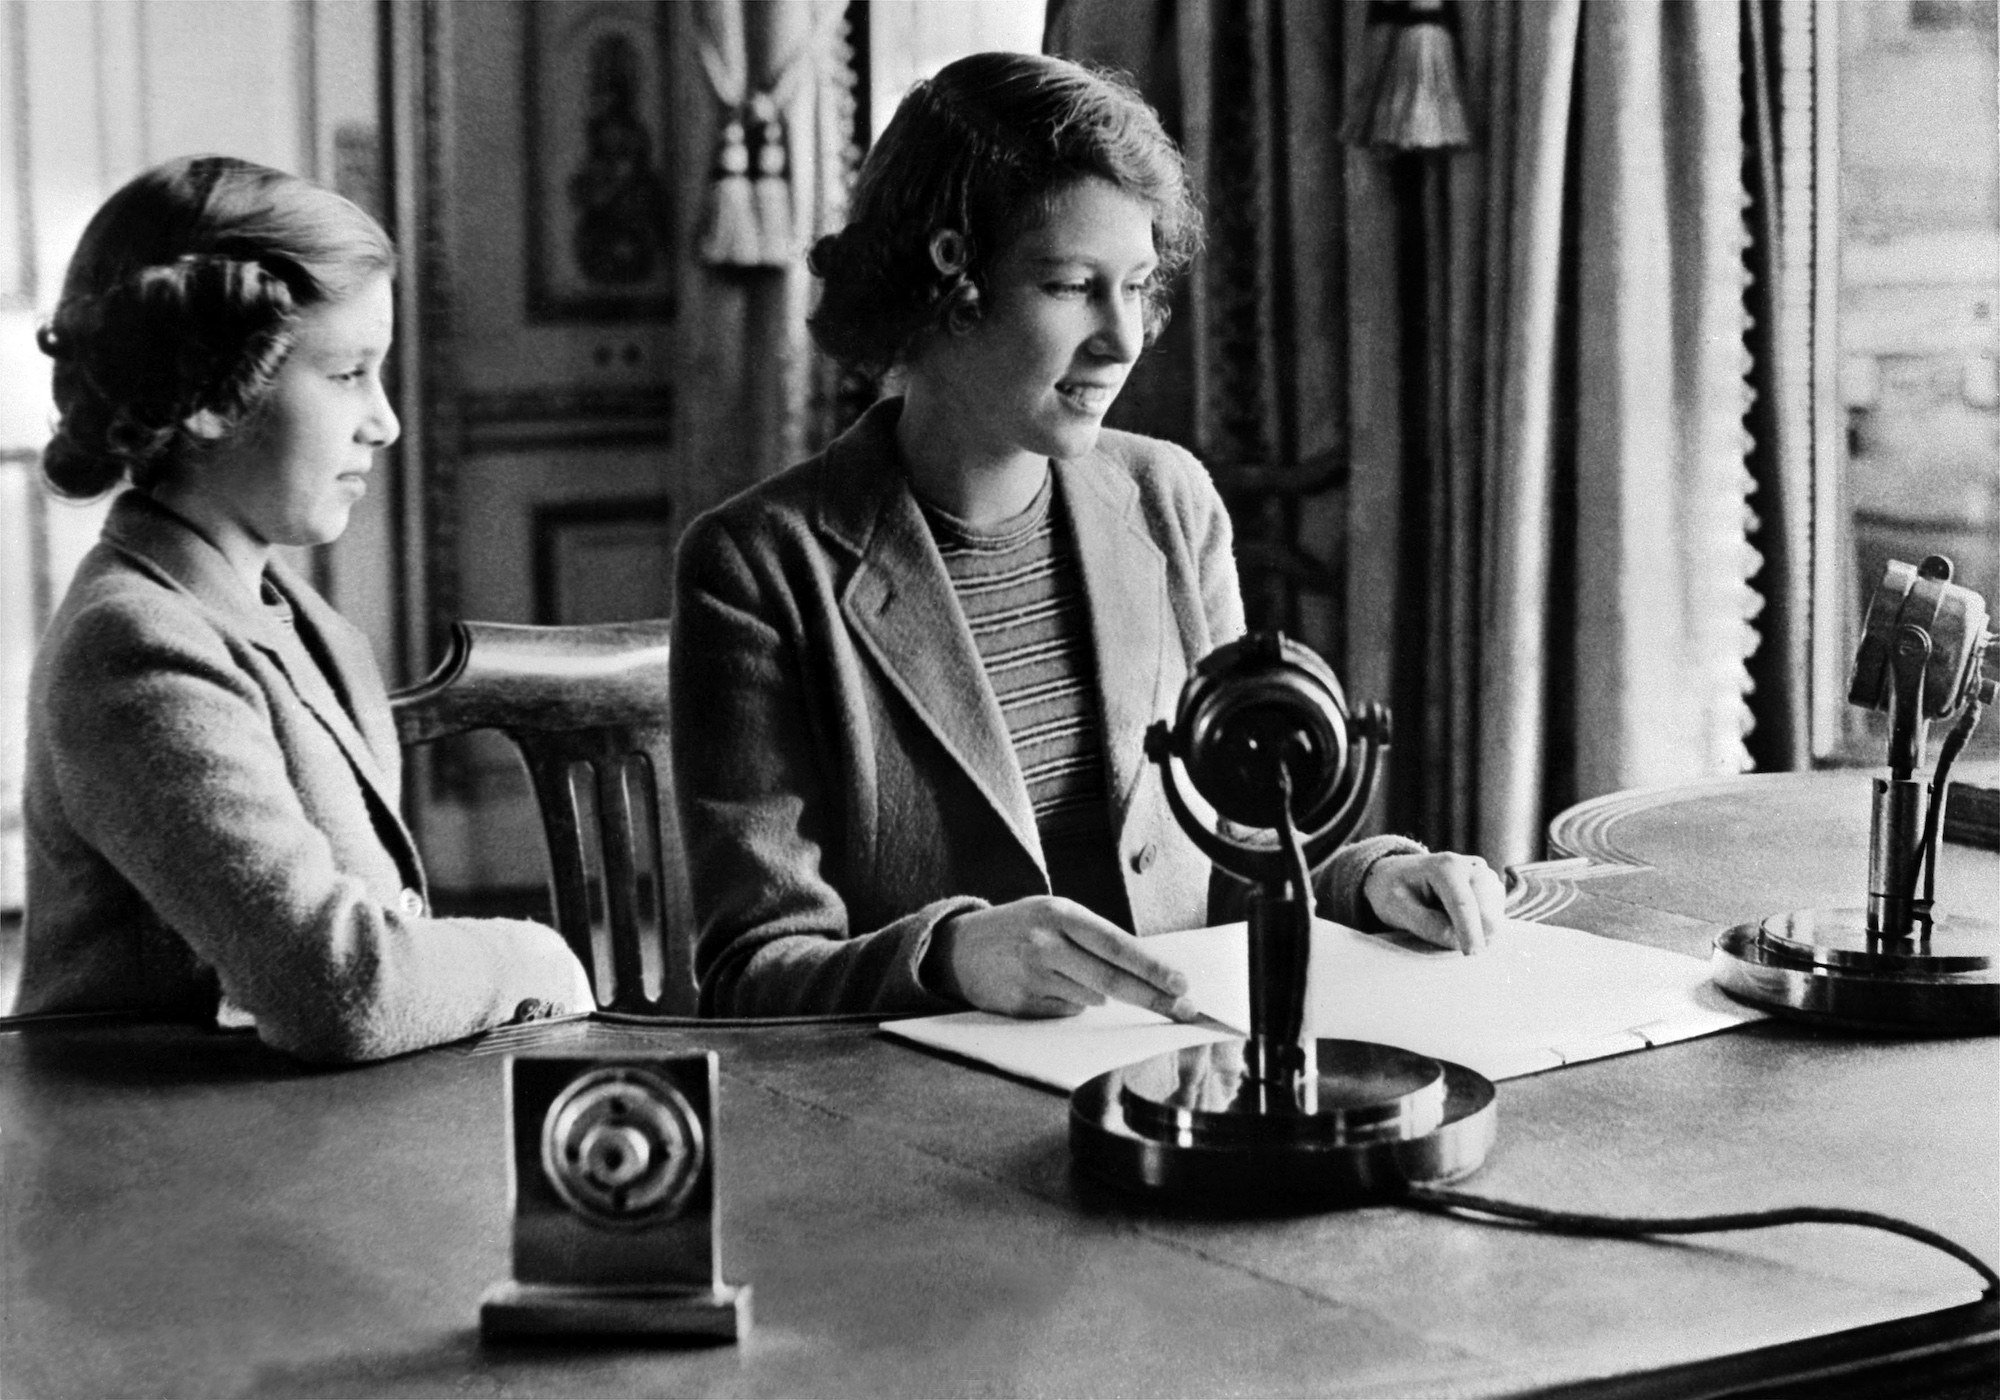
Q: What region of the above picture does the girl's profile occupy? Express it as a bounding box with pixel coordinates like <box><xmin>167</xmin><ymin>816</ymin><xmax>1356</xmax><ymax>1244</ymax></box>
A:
<box><xmin>20</xmin><ymin>155</ymin><xmax>594</xmax><ymax>1062</ymax></box>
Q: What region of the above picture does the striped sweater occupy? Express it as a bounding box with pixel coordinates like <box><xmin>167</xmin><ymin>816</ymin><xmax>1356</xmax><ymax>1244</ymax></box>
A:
<box><xmin>920</xmin><ymin>474</ymin><xmax>1131</xmax><ymax>925</ymax></box>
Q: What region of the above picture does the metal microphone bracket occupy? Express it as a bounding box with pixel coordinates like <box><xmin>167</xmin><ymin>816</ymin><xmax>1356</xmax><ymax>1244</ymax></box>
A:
<box><xmin>1712</xmin><ymin>555</ymin><xmax>1999</xmax><ymax>1032</ymax></box>
<box><xmin>1069</xmin><ymin>632</ymin><xmax>1495</xmax><ymax>1208</ymax></box>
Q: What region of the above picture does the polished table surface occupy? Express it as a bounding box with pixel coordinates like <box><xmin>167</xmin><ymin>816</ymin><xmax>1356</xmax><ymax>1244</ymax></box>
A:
<box><xmin>4</xmin><ymin>773</ymin><xmax>1997</xmax><ymax>1399</ymax></box>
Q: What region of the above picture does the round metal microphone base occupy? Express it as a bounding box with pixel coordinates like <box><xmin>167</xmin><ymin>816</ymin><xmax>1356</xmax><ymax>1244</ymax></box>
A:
<box><xmin>1712</xmin><ymin>908</ymin><xmax>2000</xmax><ymax>1033</ymax></box>
<box><xmin>1069</xmin><ymin>1038</ymin><xmax>1496</xmax><ymax>1209</ymax></box>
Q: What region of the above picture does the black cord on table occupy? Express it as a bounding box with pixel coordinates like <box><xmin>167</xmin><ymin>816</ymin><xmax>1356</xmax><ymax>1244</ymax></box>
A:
<box><xmin>1403</xmin><ymin>1185</ymin><xmax>2000</xmax><ymax>1302</ymax></box>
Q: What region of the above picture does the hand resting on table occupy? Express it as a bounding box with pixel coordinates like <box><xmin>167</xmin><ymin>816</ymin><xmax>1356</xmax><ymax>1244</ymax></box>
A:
<box><xmin>924</xmin><ymin>896</ymin><xmax>1196</xmax><ymax>1020</ymax></box>
<box><xmin>1362</xmin><ymin>851</ymin><xmax>1507</xmax><ymax>955</ymax></box>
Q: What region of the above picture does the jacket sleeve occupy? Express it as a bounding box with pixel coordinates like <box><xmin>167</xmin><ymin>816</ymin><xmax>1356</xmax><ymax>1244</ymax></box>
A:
<box><xmin>1174</xmin><ymin>445</ymin><xmax>1424</xmax><ymax>928</ymax></box>
<box><xmin>44</xmin><ymin>598</ymin><xmax>592</xmax><ymax>1063</ymax></box>
<box><xmin>672</xmin><ymin>516</ymin><xmax>977</xmax><ymax>1017</ymax></box>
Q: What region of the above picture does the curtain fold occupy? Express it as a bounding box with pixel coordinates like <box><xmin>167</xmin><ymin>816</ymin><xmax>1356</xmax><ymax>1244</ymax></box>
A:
<box><xmin>1568</xmin><ymin>0</ymin><xmax>1758</xmax><ymax>798</ymax></box>
<box><xmin>1459</xmin><ymin>0</ymin><xmax>1762</xmax><ymax>865</ymax></box>
<box><xmin>1464</xmin><ymin>0</ymin><xmax>1581</xmax><ymax>866</ymax></box>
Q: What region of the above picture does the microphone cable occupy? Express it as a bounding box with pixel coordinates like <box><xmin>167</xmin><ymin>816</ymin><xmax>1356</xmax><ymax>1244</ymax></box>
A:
<box><xmin>1402</xmin><ymin>1185</ymin><xmax>2000</xmax><ymax>1302</ymax></box>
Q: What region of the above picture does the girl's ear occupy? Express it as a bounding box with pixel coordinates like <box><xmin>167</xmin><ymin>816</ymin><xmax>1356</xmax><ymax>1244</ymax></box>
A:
<box><xmin>183</xmin><ymin>408</ymin><xmax>227</xmax><ymax>441</ymax></box>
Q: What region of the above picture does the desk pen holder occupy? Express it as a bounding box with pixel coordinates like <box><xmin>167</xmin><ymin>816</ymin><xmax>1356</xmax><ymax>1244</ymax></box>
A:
<box><xmin>1070</xmin><ymin>633</ymin><xmax>1495</xmax><ymax>1208</ymax></box>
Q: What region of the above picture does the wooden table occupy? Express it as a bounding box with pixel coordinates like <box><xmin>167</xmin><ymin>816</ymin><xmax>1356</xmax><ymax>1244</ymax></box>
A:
<box><xmin>3</xmin><ymin>773</ymin><xmax>1996</xmax><ymax>1398</ymax></box>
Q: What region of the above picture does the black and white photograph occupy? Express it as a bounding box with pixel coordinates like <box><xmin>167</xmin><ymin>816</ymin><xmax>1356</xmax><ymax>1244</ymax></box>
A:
<box><xmin>0</xmin><ymin>2</ymin><xmax>1994</xmax><ymax>1397</ymax></box>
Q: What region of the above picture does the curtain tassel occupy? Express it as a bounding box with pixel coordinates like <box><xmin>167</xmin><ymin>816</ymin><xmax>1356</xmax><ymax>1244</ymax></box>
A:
<box><xmin>700</xmin><ymin>115</ymin><xmax>765</xmax><ymax>267</ymax></box>
<box><xmin>749</xmin><ymin>93</ymin><xmax>795</xmax><ymax>266</ymax></box>
<box><xmin>1345</xmin><ymin>0</ymin><xmax>1473</xmax><ymax>152</ymax></box>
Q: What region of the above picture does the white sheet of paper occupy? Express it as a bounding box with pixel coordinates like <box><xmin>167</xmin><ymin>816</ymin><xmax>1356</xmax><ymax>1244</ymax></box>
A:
<box><xmin>880</xmin><ymin>919</ymin><xmax>1764</xmax><ymax>1093</ymax></box>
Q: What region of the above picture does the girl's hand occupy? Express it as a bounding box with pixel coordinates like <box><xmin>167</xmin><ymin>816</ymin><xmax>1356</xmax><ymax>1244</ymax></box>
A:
<box><xmin>928</xmin><ymin>896</ymin><xmax>1194</xmax><ymax>1019</ymax></box>
<box><xmin>1362</xmin><ymin>852</ymin><xmax>1506</xmax><ymax>955</ymax></box>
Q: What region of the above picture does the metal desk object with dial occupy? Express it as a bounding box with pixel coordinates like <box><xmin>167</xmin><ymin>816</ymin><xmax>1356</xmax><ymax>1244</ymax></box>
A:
<box><xmin>1713</xmin><ymin>554</ymin><xmax>1999</xmax><ymax>1031</ymax></box>
<box><xmin>1069</xmin><ymin>632</ymin><xmax>1494</xmax><ymax>1206</ymax></box>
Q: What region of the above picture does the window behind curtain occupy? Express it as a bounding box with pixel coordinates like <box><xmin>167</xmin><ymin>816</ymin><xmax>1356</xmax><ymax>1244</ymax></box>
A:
<box><xmin>1834</xmin><ymin>0</ymin><xmax>1999</xmax><ymax>762</ymax></box>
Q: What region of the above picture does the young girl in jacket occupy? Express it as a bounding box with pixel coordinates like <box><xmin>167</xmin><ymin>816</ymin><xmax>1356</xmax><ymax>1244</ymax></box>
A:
<box><xmin>19</xmin><ymin>156</ymin><xmax>593</xmax><ymax>1061</ymax></box>
<box><xmin>672</xmin><ymin>52</ymin><xmax>1505</xmax><ymax>1019</ymax></box>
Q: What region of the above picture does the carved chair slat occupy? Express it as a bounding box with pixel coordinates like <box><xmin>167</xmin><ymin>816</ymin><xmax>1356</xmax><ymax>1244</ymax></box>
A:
<box><xmin>593</xmin><ymin>755</ymin><xmax>653</xmax><ymax>1004</ymax></box>
<box><xmin>391</xmin><ymin>620</ymin><xmax>691</xmax><ymax>1016</ymax></box>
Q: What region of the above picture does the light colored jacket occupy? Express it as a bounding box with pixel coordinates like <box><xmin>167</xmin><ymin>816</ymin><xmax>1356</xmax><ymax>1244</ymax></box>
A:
<box><xmin>672</xmin><ymin>399</ymin><xmax>1417</xmax><ymax>1016</ymax></box>
<box><xmin>19</xmin><ymin>491</ymin><xmax>589</xmax><ymax>1062</ymax></box>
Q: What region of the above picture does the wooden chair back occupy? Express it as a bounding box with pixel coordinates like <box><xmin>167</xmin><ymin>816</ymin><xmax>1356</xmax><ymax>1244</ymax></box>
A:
<box><xmin>390</xmin><ymin>619</ymin><xmax>691</xmax><ymax>1016</ymax></box>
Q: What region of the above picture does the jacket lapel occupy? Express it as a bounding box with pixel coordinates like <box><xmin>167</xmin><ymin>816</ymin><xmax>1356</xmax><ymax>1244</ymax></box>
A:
<box><xmin>820</xmin><ymin>405</ymin><xmax>1045</xmax><ymax>872</ymax></box>
<box><xmin>1057</xmin><ymin>453</ymin><xmax>1173</xmax><ymax>832</ymax></box>
<box><xmin>102</xmin><ymin>494</ymin><xmax>418</xmax><ymax>877</ymax></box>
<box><xmin>267</xmin><ymin>556</ymin><xmax>402</xmax><ymax>793</ymax></box>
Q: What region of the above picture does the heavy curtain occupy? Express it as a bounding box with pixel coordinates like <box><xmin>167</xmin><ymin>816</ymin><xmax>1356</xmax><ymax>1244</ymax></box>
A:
<box><xmin>1053</xmin><ymin>0</ymin><xmax>1775</xmax><ymax>867</ymax></box>
<box><xmin>1455</xmin><ymin>0</ymin><xmax>1761</xmax><ymax>866</ymax></box>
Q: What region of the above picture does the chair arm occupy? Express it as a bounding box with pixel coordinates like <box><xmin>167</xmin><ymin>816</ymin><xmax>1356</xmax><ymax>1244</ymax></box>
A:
<box><xmin>391</xmin><ymin>620</ymin><xmax>675</xmax><ymax>746</ymax></box>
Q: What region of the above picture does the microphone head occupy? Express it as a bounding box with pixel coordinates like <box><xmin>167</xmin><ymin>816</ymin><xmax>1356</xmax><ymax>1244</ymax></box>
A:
<box><xmin>1175</xmin><ymin>632</ymin><xmax>1352</xmax><ymax>830</ymax></box>
<box><xmin>1848</xmin><ymin>555</ymin><xmax>1991</xmax><ymax>721</ymax></box>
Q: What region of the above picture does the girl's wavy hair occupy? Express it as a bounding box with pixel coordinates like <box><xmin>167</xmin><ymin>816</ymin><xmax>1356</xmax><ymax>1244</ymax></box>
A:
<box><xmin>36</xmin><ymin>155</ymin><xmax>395</xmax><ymax>499</ymax></box>
<box><xmin>807</xmin><ymin>51</ymin><xmax>1201</xmax><ymax>378</ymax></box>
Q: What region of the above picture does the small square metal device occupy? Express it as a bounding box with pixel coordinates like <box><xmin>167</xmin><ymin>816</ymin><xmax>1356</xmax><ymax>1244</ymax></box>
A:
<box><xmin>480</xmin><ymin>1051</ymin><xmax>750</xmax><ymax>1340</ymax></box>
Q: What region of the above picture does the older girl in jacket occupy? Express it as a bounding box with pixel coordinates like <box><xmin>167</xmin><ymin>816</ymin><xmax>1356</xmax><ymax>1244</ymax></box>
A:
<box><xmin>673</xmin><ymin>53</ymin><xmax>1505</xmax><ymax>1019</ymax></box>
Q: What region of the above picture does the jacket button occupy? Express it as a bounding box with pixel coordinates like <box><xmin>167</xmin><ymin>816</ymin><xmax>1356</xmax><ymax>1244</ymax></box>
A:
<box><xmin>397</xmin><ymin>888</ymin><xmax>426</xmax><ymax>917</ymax></box>
<box><xmin>1130</xmin><ymin>842</ymin><xmax>1158</xmax><ymax>874</ymax></box>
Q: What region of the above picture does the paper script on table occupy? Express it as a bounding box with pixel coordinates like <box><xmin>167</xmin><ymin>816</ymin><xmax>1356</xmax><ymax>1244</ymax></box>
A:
<box><xmin>880</xmin><ymin>919</ymin><xmax>1764</xmax><ymax>1093</ymax></box>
